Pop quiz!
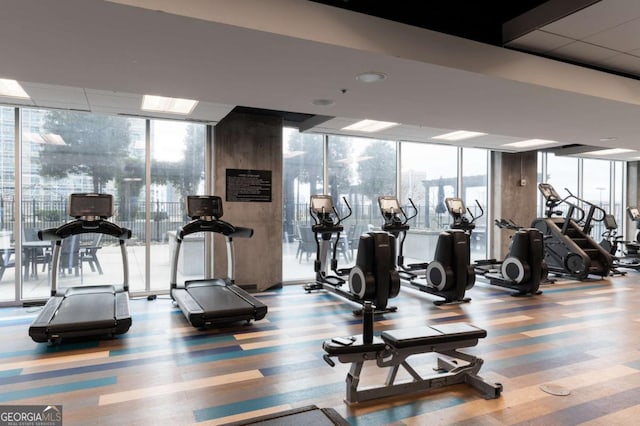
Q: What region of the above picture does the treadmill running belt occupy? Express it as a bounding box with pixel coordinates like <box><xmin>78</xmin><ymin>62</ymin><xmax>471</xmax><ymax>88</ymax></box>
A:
<box><xmin>187</xmin><ymin>283</ymin><xmax>256</xmax><ymax>318</ymax></box>
<box><xmin>49</xmin><ymin>292</ymin><xmax>117</xmax><ymax>332</ymax></box>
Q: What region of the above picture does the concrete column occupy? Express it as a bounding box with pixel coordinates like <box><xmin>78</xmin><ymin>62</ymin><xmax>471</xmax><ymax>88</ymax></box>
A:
<box><xmin>213</xmin><ymin>110</ymin><xmax>283</xmax><ymax>291</ymax></box>
<box><xmin>627</xmin><ymin>161</ymin><xmax>639</xmax><ymax>241</ymax></box>
<box><xmin>490</xmin><ymin>151</ymin><xmax>538</xmax><ymax>259</ymax></box>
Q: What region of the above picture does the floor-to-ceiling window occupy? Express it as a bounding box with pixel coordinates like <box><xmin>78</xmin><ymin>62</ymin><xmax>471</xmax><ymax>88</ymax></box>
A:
<box><xmin>462</xmin><ymin>147</ymin><xmax>488</xmax><ymax>260</ymax></box>
<box><xmin>582</xmin><ymin>158</ymin><xmax>611</xmax><ymax>239</ymax></box>
<box><xmin>399</xmin><ymin>142</ymin><xmax>458</xmax><ymax>264</ymax></box>
<box><xmin>538</xmin><ymin>152</ymin><xmax>626</xmax><ymax>244</ymax></box>
<box><xmin>20</xmin><ymin>108</ymin><xmax>144</xmax><ymax>300</ymax></box>
<box><xmin>282</xmin><ymin>128</ymin><xmax>324</xmax><ymax>281</ymax></box>
<box><xmin>149</xmin><ymin>120</ymin><xmax>206</xmax><ymax>292</ymax></box>
<box><xmin>328</xmin><ymin>135</ymin><xmax>397</xmax><ymax>269</ymax></box>
<box><xmin>0</xmin><ymin>105</ymin><xmax>208</xmax><ymax>305</ymax></box>
<box><xmin>0</xmin><ymin>107</ymin><xmax>15</xmax><ymax>302</ymax></box>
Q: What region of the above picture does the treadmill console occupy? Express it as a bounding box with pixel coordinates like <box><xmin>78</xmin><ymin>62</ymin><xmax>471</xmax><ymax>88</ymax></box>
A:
<box><xmin>69</xmin><ymin>193</ymin><xmax>113</xmax><ymax>219</ymax></box>
<box><xmin>187</xmin><ymin>195</ymin><xmax>223</xmax><ymax>219</ymax></box>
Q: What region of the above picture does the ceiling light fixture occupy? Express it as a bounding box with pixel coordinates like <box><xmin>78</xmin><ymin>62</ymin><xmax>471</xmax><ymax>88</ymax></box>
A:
<box><xmin>141</xmin><ymin>94</ymin><xmax>198</xmax><ymax>115</ymax></box>
<box><xmin>582</xmin><ymin>148</ymin><xmax>635</xmax><ymax>156</ymax></box>
<box><xmin>342</xmin><ymin>119</ymin><xmax>399</xmax><ymax>132</ymax></box>
<box><xmin>0</xmin><ymin>78</ymin><xmax>30</xmax><ymax>99</ymax></box>
<box><xmin>356</xmin><ymin>72</ymin><xmax>387</xmax><ymax>83</ymax></box>
<box><xmin>432</xmin><ymin>130</ymin><xmax>486</xmax><ymax>141</ymax></box>
<box><xmin>502</xmin><ymin>139</ymin><xmax>558</xmax><ymax>149</ymax></box>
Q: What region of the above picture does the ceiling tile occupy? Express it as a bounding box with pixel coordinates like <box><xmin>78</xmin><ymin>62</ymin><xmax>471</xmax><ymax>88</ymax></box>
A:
<box><xmin>542</xmin><ymin>0</ymin><xmax>640</xmax><ymax>39</ymax></box>
<box><xmin>583</xmin><ymin>17</ymin><xmax>640</xmax><ymax>52</ymax></box>
<box><xmin>506</xmin><ymin>30</ymin><xmax>575</xmax><ymax>54</ymax></box>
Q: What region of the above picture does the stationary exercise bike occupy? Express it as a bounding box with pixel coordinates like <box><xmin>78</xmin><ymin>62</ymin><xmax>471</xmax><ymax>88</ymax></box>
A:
<box><xmin>378</xmin><ymin>195</ymin><xmax>474</xmax><ymax>305</ymax></box>
<box><xmin>447</xmin><ymin>197</ymin><xmax>547</xmax><ymax>296</ymax></box>
<box><xmin>304</xmin><ymin>195</ymin><xmax>400</xmax><ymax>314</ymax></box>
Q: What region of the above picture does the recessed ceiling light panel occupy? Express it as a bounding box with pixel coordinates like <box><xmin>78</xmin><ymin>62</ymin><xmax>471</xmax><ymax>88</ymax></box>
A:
<box><xmin>432</xmin><ymin>130</ymin><xmax>486</xmax><ymax>141</ymax></box>
<box><xmin>141</xmin><ymin>94</ymin><xmax>198</xmax><ymax>114</ymax></box>
<box><xmin>0</xmin><ymin>78</ymin><xmax>30</xmax><ymax>99</ymax></box>
<box><xmin>582</xmin><ymin>148</ymin><xmax>634</xmax><ymax>156</ymax></box>
<box><xmin>502</xmin><ymin>139</ymin><xmax>558</xmax><ymax>149</ymax></box>
<box><xmin>342</xmin><ymin>119</ymin><xmax>399</xmax><ymax>132</ymax></box>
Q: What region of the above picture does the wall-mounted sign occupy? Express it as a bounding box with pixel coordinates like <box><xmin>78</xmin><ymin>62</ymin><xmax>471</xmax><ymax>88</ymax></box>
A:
<box><xmin>226</xmin><ymin>168</ymin><xmax>272</xmax><ymax>202</ymax></box>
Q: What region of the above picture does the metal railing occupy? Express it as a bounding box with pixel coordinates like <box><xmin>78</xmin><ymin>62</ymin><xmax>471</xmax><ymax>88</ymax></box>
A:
<box><xmin>0</xmin><ymin>198</ymin><xmax>188</xmax><ymax>244</ymax></box>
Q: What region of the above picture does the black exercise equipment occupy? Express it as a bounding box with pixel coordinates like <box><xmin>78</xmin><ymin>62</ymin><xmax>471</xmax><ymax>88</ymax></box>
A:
<box><xmin>599</xmin><ymin>210</ymin><xmax>640</xmax><ymax>271</ymax></box>
<box><xmin>446</xmin><ymin>197</ymin><xmax>548</xmax><ymax>295</ymax></box>
<box><xmin>220</xmin><ymin>405</ymin><xmax>349</xmax><ymax>426</ymax></box>
<box><xmin>29</xmin><ymin>193</ymin><xmax>132</xmax><ymax>344</ymax></box>
<box><xmin>321</xmin><ymin>233</ymin><xmax>501</xmax><ymax>405</ymax></box>
<box><xmin>532</xmin><ymin>183</ymin><xmax>613</xmax><ymax>280</ymax></box>
<box><xmin>304</xmin><ymin>195</ymin><xmax>400</xmax><ymax>314</ymax></box>
<box><xmin>170</xmin><ymin>195</ymin><xmax>267</xmax><ymax>328</ymax></box>
<box><xmin>378</xmin><ymin>195</ymin><xmax>474</xmax><ymax>305</ymax></box>
<box><xmin>623</xmin><ymin>207</ymin><xmax>640</xmax><ymax>261</ymax></box>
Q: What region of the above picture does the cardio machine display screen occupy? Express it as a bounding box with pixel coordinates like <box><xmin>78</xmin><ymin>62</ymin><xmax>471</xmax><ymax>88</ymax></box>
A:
<box><xmin>378</xmin><ymin>196</ymin><xmax>400</xmax><ymax>214</ymax></box>
<box><xmin>445</xmin><ymin>198</ymin><xmax>465</xmax><ymax>215</ymax></box>
<box><xmin>310</xmin><ymin>195</ymin><xmax>333</xmax><ymax>213</ymax></box>
<box><xmin>187</xmin><ymin>195</ymin><xmax>223</xmax><ymax>218</ymax></box>
<box><xmin>629</xmin><ymin>207</ymin><xmax>640</xmax><ymax>220</ymax></box>
<box><xmin>69</xmin><ymin>193</ymin><xmax>113</xmax><ymax>218</ymax></box>
<box><xmin>539</xmin><ymin>183</ymin><xmax>561</xmax><ymax>201</ymax></box>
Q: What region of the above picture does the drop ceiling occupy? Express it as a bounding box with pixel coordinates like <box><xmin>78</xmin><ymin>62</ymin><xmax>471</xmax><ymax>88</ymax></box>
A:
<box><xmin>2</xmin><ymin>0</ymin><xmax>640</xmax><ymax>161</ymax></box>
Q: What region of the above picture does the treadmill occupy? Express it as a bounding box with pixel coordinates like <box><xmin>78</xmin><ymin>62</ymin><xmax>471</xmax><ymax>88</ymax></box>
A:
<box><xmin>170</xmin><ymin>195</ymin><xmax>267</xmax><ymax>328</ymax></box>
<box><xmin>29</xmin><ymin>193</ymin><xmax>132</xmax><ymax>343</ymax></box>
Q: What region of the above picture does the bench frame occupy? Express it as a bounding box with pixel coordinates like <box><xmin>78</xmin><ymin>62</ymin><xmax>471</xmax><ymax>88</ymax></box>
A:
<box><xmin>323</xmin><ymin>324</ymin><xmax>502</xmax><ymax>405</ymax></box>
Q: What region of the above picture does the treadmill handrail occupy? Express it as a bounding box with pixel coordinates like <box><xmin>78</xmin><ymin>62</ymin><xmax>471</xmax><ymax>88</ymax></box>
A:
<box><xmin>38</xmin><ymin>219</ymin><xmax>131</xmax><ymax>241</ymax></box>
<box><xmin>177</xmin><ymin>219</ymin><xmax>254</xmax><ymax>240</ymax></box>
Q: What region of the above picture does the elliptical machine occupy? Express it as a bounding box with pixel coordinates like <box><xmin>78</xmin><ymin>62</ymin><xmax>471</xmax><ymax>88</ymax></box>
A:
<box><xmin>446</xmin><ymin>197</ymin><xmax>546</xmax><ymax>296</ymax></box>
<box><xmin>304</xmin><ymin>195</ymin><xmax>400</xmax><ymax>314</ymax></box>
<box><xmin>378</xmin><ymin>195</ymin><xmax>473</xmax><ymax>305</ymax></box>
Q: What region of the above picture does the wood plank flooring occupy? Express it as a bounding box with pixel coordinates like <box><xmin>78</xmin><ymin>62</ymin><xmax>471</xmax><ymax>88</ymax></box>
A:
<box><xmin>2</xmin><ymin>273</ymin><xmax>640</xmax><ymax>425</ymax></box>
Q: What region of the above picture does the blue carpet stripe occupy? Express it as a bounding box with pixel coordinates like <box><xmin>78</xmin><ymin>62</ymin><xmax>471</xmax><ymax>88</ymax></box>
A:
<box><xmin>259</xmin><ymin>358</ymin><xmax>327</xmax><ymax>376</ymax></box>
<box><xmin>0</xmin><ymin>317</ymin><xmax>34</xmax><ymax>326</ymax></box>
<box><xmin>193</xmin><ymin>382</ymin><xmax>343</xmax><ymax>422</ymax></box>
<box><xmin>175</xmin><ymin>339</ymin><xmax>329</xmax><ymax>366</ymax></box>
<box><xmin>0</xmin><ymin>341</ymin><xmax>101</xmax><ymax>359</ymax></box>
<box><xmin>108</xmin><ymin>334</ymin><xmax>237</xmax><ymax>356</ymax></box>
<box><xmin>540</xmin><ymin>283</ymin><xmax>609</xmax><ymax>293</ymax></box>
<box><xmin>0</xmin><ymin>369</ymin><xmax>22</xmax><ymax>378</ymax></box>
<box><xmin>348</xmin><ymin>395</ymin><xmax>466</xmax><ymax>425</ymax></box>
<box><xmin>1</xmin><ymin>345</ymin><xmax>241</xmax><ymax>386</ymax></box>
<box><xmin>0</xmin><ymin>376</ymin><xmax>117</xmax><ymax>403</ymax></box>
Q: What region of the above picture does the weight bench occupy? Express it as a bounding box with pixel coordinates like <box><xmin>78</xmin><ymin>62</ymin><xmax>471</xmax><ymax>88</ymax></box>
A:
<box><xmin>322</xmin><ymin>322</ymin><xmax>502</xmax><ymax>405</ymax></box>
